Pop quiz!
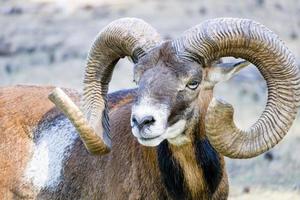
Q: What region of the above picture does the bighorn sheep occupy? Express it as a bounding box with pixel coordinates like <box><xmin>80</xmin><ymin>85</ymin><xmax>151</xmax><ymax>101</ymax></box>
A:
<box><xmin>1</xmin><ymin>18</ymin><xmax>299</xmax><ymax>199</ymax></box>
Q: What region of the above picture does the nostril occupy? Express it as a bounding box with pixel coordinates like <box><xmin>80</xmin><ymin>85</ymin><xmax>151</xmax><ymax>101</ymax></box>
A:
<box><xmin>140</xmin><ymin>116</ymin><xmax>155</xmax><ymax>128</ymax></box>
<box><xmin>131</xmin><ymin>115</ymin><xmax>138</xmax><ymax>127</ymax></box>
<box><xmin>132</xmin><ymin>115</ymin><xmax>156</xmax><ymax>130</ymax></box>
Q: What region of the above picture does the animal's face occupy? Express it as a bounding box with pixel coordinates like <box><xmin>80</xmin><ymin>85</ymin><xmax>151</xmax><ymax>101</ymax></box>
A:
<box><xmin>131</xmin><ymin>43</ymin><xmax>203</xmax><ymax>146</ymax></box>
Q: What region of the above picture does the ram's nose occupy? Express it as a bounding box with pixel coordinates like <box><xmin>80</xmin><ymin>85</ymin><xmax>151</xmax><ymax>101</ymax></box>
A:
<box><xmin>131</xmin><ymin>115</ymin><xmax>156</xmax><ymax>131</ymax></box>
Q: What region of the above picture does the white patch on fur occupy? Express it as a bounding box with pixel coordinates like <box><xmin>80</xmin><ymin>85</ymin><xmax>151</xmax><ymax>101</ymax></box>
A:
<box><xmin>24</xmin><ymin>117</ymin><xmax>77</xmax><ymax>190</ymax></box>
<box><xmin>24</xmin><ymin>140</ymin><xmax>49</xmax><ymax>189</ymax></box>
<box><xmin>164</xmin><ymin>119</ymin><xmax>187</xmax><ymax>139</ymax></box>
<box><xmin>165</xmin><ymin>120</ymin><xmax>189</xmax><ymax>145</ymax></box>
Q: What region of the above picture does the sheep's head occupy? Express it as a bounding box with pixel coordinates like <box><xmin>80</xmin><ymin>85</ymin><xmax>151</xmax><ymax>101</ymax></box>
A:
<box><xmin>131</xmin><ymin>43</ymin><xmax>199</xmax><ymax>146</ymax></box>
<box><xmin>131</xmin><ymin>42</ymin><xmax>248</xmax><ymax>146</ymax></box>
<box><xmin>49</xmin><ymin>18</ymin><xmax>300</xmax><ymax>158</ymax></box>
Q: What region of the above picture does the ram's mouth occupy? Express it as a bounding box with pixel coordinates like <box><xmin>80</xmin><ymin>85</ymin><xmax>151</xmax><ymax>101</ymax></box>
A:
<box><xmin>135</xmin><ymin>119</ymin><xmax>188</xmax><ymax>147</ymax></box>
<box><xmin>138</xmin><ymin>135</ymin><xmax>161</xmax><ymax>141</ymax></box>
<box><xmin>137</xmin><ymin>135</ymin><xmax>165</xmax><ymax>147</ymax></box>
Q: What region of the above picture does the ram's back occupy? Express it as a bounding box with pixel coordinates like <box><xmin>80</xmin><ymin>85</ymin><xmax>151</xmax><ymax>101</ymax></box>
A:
<box><xmin>0</xmin><ymin>85</ymin><xmax>137</xmax><ymax>199</ymax></box>
<box><xmin>0</xmin><ymin>86</ymin><xmax>77</xmax><ymax>198</ymax></box>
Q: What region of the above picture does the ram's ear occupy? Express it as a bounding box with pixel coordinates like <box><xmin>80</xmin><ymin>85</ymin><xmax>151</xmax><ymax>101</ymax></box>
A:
<box><xmin>202</xmin><ymin>60</ymin><xmax>250</xmax><ymax>89</ymax></box>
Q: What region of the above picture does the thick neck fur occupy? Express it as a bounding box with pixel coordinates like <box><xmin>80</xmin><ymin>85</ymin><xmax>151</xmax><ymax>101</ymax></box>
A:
<box><xmin>157</xmin><ymin>116</ymin><xmax>222</xmax><ymax>198</ymax></box>
<box><xmin>156</xmin><ymin>89</ymin><xmax>226</xmax><ymax>200</ymax></box>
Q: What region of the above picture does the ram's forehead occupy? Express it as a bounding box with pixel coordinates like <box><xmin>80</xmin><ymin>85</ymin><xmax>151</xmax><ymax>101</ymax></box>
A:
<box><xmin>165</xmin><ymin>60</ymin><xmax>202</xmax><ymax>78</ymax></box>
<box><xmin>136</xmin><ymin>42</ymin><xmax>202</xmax><ymax>79</ymax></box>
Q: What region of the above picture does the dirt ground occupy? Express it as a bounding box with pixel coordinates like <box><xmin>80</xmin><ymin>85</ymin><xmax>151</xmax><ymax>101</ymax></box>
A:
<box><xmin>1</xmin><ymin>0</ymin><xmax>300</xmax><ymax>199</ymax></box>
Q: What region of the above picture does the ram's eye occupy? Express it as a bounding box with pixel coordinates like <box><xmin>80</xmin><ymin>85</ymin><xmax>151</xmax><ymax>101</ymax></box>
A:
<box><xmin>133</xmin><ymin>79</ymin><xmax>138</xmax><ymax>85</ymax></box>
<box><xmin>133</xmin><ymin>74</ymin><xmax>140</xmax><ymax>85</ymax></box>
<box><xmin>186</xmin><ymin>80</ymin><xmax>200</xmax><ymax>90</ymax></box>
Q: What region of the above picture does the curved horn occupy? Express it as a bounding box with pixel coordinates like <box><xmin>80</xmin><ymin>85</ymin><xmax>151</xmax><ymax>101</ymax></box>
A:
<box><xmin>49</xmin><ymin>18</ymin><xmax>161</xmax><ymax>154</ymax></box>
<box><xmin>173</xmin><ymin>18</ymin><xmax>300</xmax><ymax>158</ymax></box>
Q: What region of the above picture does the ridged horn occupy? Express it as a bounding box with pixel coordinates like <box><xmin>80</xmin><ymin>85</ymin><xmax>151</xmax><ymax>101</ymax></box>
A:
<box><xmin>49</xmin><ymin>18</ymin><xmax>161</xmax><ymax>154</ymax></box>
<box><xmin>173</xmin><ymin>18</ymin><xmax>300</xmax><ymax>158</ymax></box>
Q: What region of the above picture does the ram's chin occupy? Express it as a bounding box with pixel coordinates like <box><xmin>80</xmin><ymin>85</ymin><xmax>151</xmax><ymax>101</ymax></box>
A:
<box><xmin>137</xmin><ymin>136</ymin><xmax>165</xmax><ymax>147</ymax></box>
<box><xmin>135</xmin><ymin>119</ymin><xmax>188</xmax><ymax>147</ymax></box>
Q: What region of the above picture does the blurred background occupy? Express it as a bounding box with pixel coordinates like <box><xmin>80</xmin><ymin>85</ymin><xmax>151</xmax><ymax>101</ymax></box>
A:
<box><xmin>0</xmin><ymin>0</ymin><xmax>300</xmax><ymax>199</ymax></box>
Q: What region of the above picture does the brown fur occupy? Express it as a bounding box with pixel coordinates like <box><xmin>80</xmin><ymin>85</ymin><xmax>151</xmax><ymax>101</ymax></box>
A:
<box><xmin>0</xmin><ymin>86</ymin><xmax>80</xmax><ymax>199</ymax></box>
<box><xmin>167</xmin><ymin>88</ymin><xmax>228</xmax><ymax>200</ymax></box>
<box><xmin>0</xmin><ymin>85</ymin><xmax>228</xmax><ymax>199</ymax></box>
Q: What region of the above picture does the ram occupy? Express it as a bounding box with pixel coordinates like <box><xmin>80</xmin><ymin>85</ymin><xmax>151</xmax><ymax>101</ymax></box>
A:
<box><xmin>1</xmin><ymin>18</ymin><xmax>299</xmax><ymax>199</ymax></box>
